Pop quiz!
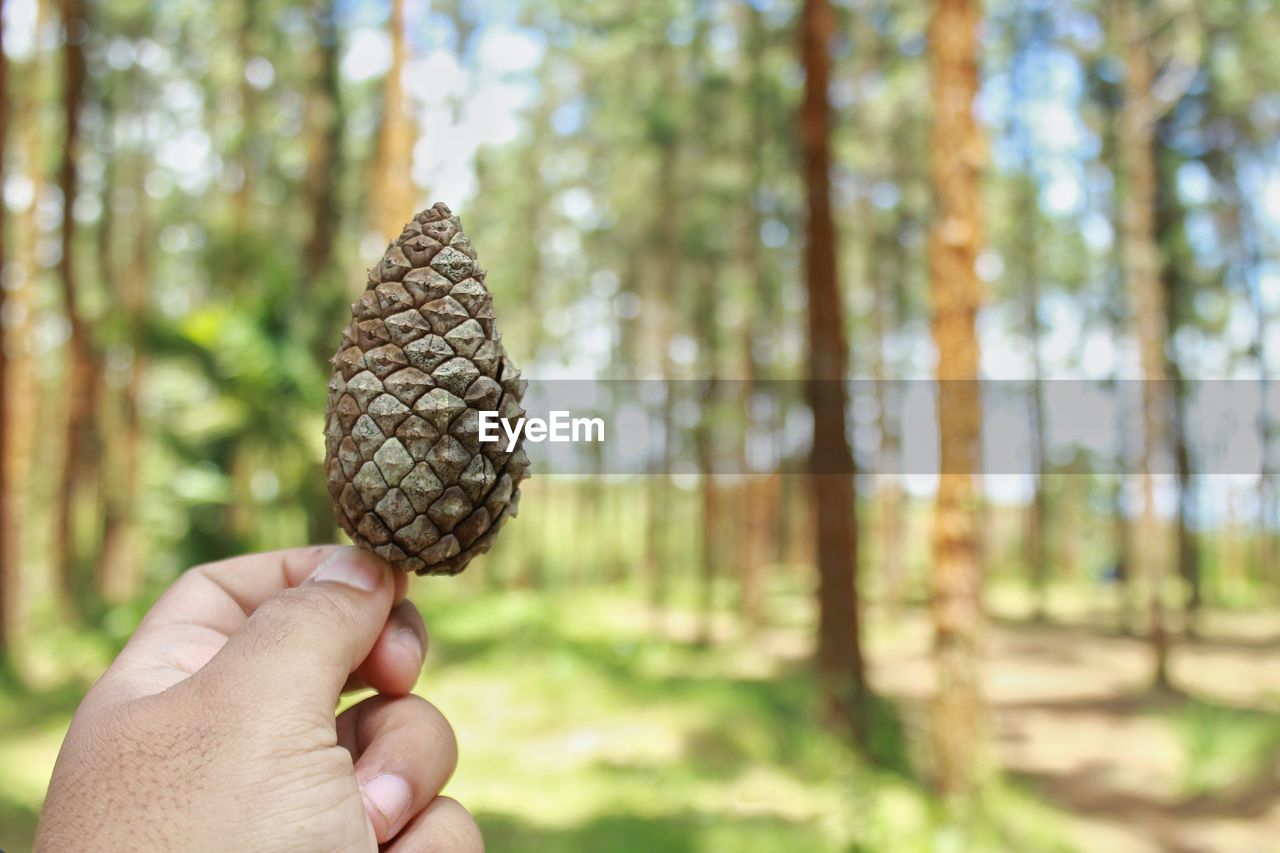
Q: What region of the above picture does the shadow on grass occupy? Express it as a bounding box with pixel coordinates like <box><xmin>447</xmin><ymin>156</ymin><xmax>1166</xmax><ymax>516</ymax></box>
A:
<box><xmin>864</xmin><ymin>693</ymin><xmax>913</xmax><ymax>779</ymax></box>
<box><xmin>476</xmin><ymin>809</ymin><xmax>842</xmax><ymax>853</ymax></box>
<box><xmin>1007</xmin><ymin>689</ymin><xmax>1280</xmax><ymax>852</ymax></box>
<box><xmin>434</xmin><ymin>603</ymin><xmax>918</xmax><ymax>781</ymax></box>
<box><xmin>988</xmin><ymin>612</ymin><xmax>1280</xmax><ymax>658</ymax></box>
<box><xmin>0</xmin><ymin>792</ymin><xmax>38</xmax><ymax>853</ymax></box>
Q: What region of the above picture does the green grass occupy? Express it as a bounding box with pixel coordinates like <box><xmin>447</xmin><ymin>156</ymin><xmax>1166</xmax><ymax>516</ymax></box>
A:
<box><xmin>0</xmin><ymin>578</ymin><xmax>1072</xmax><ymax>852</ymax></box>
<box><xmin>0</xmin><ymin>679</ymin><xmax>86</xmax><ymax>851</ymax></box>
<box><xmin>413</xmin><ymin>584</ymin><xmax>900</xmax><ymax>851</ymax></box>
<box><xmin>1166</xmin><ymin>697</ymin><xmax>1280</xmax><ymax>797</ymax></box>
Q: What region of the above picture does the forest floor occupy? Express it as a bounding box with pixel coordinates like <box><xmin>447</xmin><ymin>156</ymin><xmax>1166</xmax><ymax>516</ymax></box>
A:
<box><xmin>868</xmin><ymin>592</ymin><xmax>1280</xmax><ymax>852</ymax></box>
<box><xmin>1</xmin><ymin>580</ymin><xmax>1278</xmax><ymax>852</ymax></box>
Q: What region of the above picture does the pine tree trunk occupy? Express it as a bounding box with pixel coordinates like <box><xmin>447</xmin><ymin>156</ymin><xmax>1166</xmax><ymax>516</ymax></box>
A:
<box><xmin>1256</xmin><ymin>344</ymin><xmax>1277</xmax><ymax>591</ymax></box>
<box><xmin>98</xmin><ymin>153</ymin><xmax>148</xmax><ymax>604</ymax></box>
<box><xmin>1200</xmin><ymin>98</ymin><xmax>1277</xmax><ymax>593</ymax></box>
<box><xmin>1057</xmin><ymin>456</ymin><xmax>1083</xmax><ymax>582</ymax></box>
<box><xmin>1110</xmin><ymin>395</ymin><xmax>1134</xmax><ymax>631</ymax></box>
<box><xmin>3</xmin><ymin>0</ymin><xmax>48</xmax><ymax>665</ymax></box>
<box><xmin>298</xmin><ymin>0</ymin><xmax>346</xmax><ymax>547</ymax></box>
<box><xmin>1117</xmin><ymin>0</ymin><xmax>1172</xmax><ymax>689</ymax></box>
<box><xmin>1018</xmin><ymin>177</ymin><xmax>1050</xmax><ymax>621</ymax></box>
<box><xmin>1170</xmin><ymin>367</ymin><xmax>1198</xmax><ymax>630</ymax></box>
<box><xmin>234</xmin><ymin>0</ymin><xmax>257</xmax><ymax>233</ymax></box>
<box><xmin>690</xmin><ymin>6</ymin><xmax>720</xmax><ymax>646</ymax></box>
<box><xmin>53</xmin><ymin>0</ymin><xmax>98</xmax><ymax>617</ymax></box>
<box><xmin>370</xmin><ymin>0</ymin><xmax>416</xmax><ymax>240</ymax></box>
<box><xmin>302</xmin><ymin>0</ymin><xmax>343</xmax><ymax>285</ymax></box>
<box><xmin>860</xmin><ymin>0</ymin><xmax>909</xmax><ymax>619</ymax></box>
<box><xmin>735</xmin><ymin>0</ymin><xmax>772</xmax><ymax>632</ymax></box>
<box><xmin>515</xmin><ymin>97</ymin><xmax>550</xmax><ymax>362</ymax></box>
<box><xmin>696</xmin><ymin>265</ymin><xmax>721</xmax><ymax>646</ymax></box>
<box><xmin>643</xmin><ymin>88</ymin><xmax>681</xmax><ymax>620</ymax></box>
<box><xmin>1256</xmin><ymin>318</ymin><xmax>1277</xmax><ymax>589</ymax></box>
<box><xmin>1097</xmin><ymin>46</ymin><xmax>1134</xmax><ymax>632</ymax></box>
<box><xmin>1154</xmin><ymin>115</ymin><xmax>1201</xmax><ymax>635</ymax></box>
<box><xmin>799</xmin><ymin>0</ymin><xmax>866</xmax><ymax>736</ymax></box>
<box><xmin>696</xmin><ymin>409</ymin><xmax>720</xmax><ymax>645</ymax></box>
<box><xmin>927</xmin><ymin>0</ymin><xmax>987</xmax><ymax>798</ymax></box>
<box><xmin>871</xmin><ymin>322</ymin><xmax>905</xmax><ymax>613</ymax></box>
<box><xmin>870</xmin><ymin>152</ymin><xmax>905</xmax><ymax>614</ymax></box>
<box><xmin>0</xmin><ymin>0</ymin><xmax>12</xmax><ymax>667</ymax></box>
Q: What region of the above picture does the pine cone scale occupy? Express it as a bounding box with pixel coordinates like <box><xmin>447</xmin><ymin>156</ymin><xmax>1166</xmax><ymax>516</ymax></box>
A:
<box><xmin>325</xmin><ymin>203</ymin><xmax>528</xmax><ymax>575</ymax></box>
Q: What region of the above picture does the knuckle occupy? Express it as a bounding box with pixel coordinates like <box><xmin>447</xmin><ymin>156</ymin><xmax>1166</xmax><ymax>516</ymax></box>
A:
<box><xmin>263</xmin><ymin>585</ymin><xmax>362</xmax><ymax>632</ymax></box>
<box><xmin>242</xmin><ymin>594</ymin><xmax>303</xmax><ymax>650</ymax></box>
<box><xmin>403</xmin><ymin>696</ymin><xmax>459</xmax><ymax>769</ymax></box>
<box><xmin>433</xmin><ymin>797</ymin><xmax>484</xmax><ymax>853</ymax></box>
<box><xmin>369</xmin><ymin>693</ymin><xmax>459</xmax><ymax>773</ymax></box>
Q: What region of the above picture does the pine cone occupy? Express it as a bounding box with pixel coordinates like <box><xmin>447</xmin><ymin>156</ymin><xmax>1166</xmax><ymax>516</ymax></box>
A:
<box><xmin>324</xmin><ymin>203</ymin><xmax>529</xmax><ymax>575</ymax></box>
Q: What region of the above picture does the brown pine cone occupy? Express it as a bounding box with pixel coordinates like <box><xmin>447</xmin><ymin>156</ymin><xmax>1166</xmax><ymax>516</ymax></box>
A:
<box><xmin>324</xmin><ymin>203</ymin><xmax>529</xmax><ymax>575</ymax></box>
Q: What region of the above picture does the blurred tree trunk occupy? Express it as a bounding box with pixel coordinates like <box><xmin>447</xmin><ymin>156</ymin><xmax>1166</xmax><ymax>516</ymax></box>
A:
<box><xmin>53</xmin><ymin>0</ymin><xmax>100</xmax><ymax>618</ymax></box>
<box><xmin>515</xmin><ymin>97</ymin><xmax>550</xmax><ymax>366</ymax></box>
<box><xmin>1168</xmin><ymin>353</ymin><xmax>1197</xmax><ymax>630</ymax></box>
<box><xmin>1018</xmin><ymin>175</ymin><xmax>1050</xmax><ymax>621</ymax></box>
<box><xmin>799</xmin><ymin>0</ymin><xmax>866</xmax><ymax>737</ymax></box>
<box><xmin>98</xmin><ymin>150</ymin><xmax>148</xmax><ymax>604</ymax></box>
<box><xmin>1200</xmin><ymin>89</ymin><xmax>1277</xmax><ymax>591</ymax></box>
<box><xmin>1154</xmin><ymin>115</ymin><xmax>1200</xmax><ymax>634</ymax></box>
<box><xmin>1220</xmin><ymin>491</ymin><xmax>1242</xmax><ymax>594</ymax></box>
<box><xmin>234</xmin><ymin>0</ymin><xmax>257</xmax><ymax>233</ymax></box>
<box><xmin>691</xmin><ymin>2</ymin><xmax>720</xmax><ymax>645</ymax></box>
<box><xmin>1094</xmin><ymin>46</ymin><xmax>1135</xmax><ymax>631</ymax></box>
<box><xmin>1117</xmin><ymin>0</ymin><xmax>1172</xmax><ymax>689</ymax></box>
<box><xmin>1057</xmin><ymin>453</ymin><xmax>1084</xmax><ymax>582</ymax></box>
<box><xmin>0</xmin><ymin>0</ymin><xmax>12</xmax><ymax>669</ymax></box>
<box><xmin>735</xmin><ymin>0</ymin><xmax>772</xmax><ymax>632</ymax></box>
<box><xmin>865</xmin><ymin>31</ymin><xmax>905</xmax><ymax>614</ymax></box>
<box><xmin>435</xmin><ymin>0</ymin><xmax>478</xmax><ymax>69</ymax></box>
<box><xmin>302</xmin><ymin>0</ymin><xmax>343</xmax><ymax>286</ymax></box>
<box><xmin>4</xmin><ymin>0</ymin><xmax>48</xmax><ymax>664</ymax></box>
<box><xmin>927</xmin><ymin>0</ymin><xmax>987</xmax><ymax>798</ymax></box>
<box><xmin>1253</xmin><ymin>299</ymin><xmax>1276</xmax><ymax>590</ymax></box>
<box><xmin>871</xmin><ymin>260</ymin><xmax>905</xmax><ymax>612</ymax></box>
<box><xmin>298</xmin><ymin>0</ymin><xmax>346</xmax><ymax>546</ymax></box>
<box><xmin>1109</xmin><ymin>392</ymin><xmax>1134</xmax><ymax>631</ymax></box>
<box><xmin>1009</xmin><ymin>0</ymin><xmax>1051</xmax><ymax>624</ymax></box>
<box><xmin>696</xmin><ymin>264</ymin><xmax>721</xmax><ymax>646</ymax></box>
<box><xmin>643</xmin><ymin>50</ymin><xmax>682</xmax><ymax>622</ymax></box>
<box><xmin>370</xmin><ymin>0</ymin><xmax>416</xmax><ymax>240</ymax></box>
<box><xmin>95</xmin><ymin>132</ymin><xmax>119</xmax><ymax>593</ymax></box>
<box><xmin>223</xmin><ymin>0</ymin><xmax>260</xmax><ymax>543</ymax></box>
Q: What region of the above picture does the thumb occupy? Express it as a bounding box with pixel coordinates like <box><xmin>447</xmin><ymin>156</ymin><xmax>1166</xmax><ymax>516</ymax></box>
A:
<box><xmin>194</xmin><ymin>547</ymin><xmax>401</xmax><ymax>715</ymax></box>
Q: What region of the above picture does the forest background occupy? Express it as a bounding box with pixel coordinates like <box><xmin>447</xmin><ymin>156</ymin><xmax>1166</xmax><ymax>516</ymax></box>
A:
<box><xmin>0</xmin><ymin>0</ymin><xmax>1278</xmax><ymax>850</ymax></box>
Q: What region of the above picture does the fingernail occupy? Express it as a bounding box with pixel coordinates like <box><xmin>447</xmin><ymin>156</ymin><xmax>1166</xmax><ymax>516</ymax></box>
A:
<box><xmin>310</xmin><ymin>548</ymin><xmax>383</xmax><ymax>592</ymax></box>
<box><xmin>394</xmin><ymin>626</ymin><xmax>423</xmax><ymax>661</ymax></box>
<box><xmin>360</xmin><ymin>773</ymin><xmax>412</xmax><ymax>835</ymax></box>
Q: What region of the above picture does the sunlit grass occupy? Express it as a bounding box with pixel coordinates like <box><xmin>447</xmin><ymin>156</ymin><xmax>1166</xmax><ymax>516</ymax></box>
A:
<box><xmin>412</xmin><ymin>581</ymin><xmax>1070</xmax><ymax>852</ymax></box>
<box><xmin>0</xmin><ymin>576</ymin><xmax>1075</xmax><ymax>852</ymax></box>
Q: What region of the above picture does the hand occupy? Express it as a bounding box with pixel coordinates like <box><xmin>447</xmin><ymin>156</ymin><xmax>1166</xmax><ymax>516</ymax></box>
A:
<box><xmin>35</xmin><ymin>546</ymin><xmax>482</xmax><ymax>852</ymax></box>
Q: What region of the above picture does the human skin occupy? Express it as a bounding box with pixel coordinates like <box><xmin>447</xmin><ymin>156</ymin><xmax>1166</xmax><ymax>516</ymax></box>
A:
<box><xmin>34</xmin><ymin>546</ymin><xmax>482</xmax><ymax>852</ymax></box>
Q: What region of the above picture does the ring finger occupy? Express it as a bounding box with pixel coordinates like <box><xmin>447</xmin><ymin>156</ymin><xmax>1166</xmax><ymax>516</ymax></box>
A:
<box><xmin>336</xmin><ymin>693</ymin><xmax>459</xmax><ymax>844</ymax></box>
